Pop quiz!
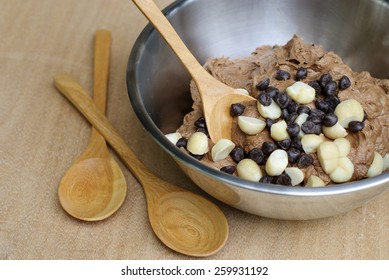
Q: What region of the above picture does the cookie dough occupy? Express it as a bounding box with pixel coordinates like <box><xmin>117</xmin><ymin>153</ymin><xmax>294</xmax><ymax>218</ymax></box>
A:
<box><xmin>173</xmin><ymin>35</ymin><xmax>389</xmax><ymax>186</ymax></box>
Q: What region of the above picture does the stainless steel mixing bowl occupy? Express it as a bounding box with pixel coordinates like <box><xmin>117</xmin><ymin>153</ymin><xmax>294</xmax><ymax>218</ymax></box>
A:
<box><xmin>127</xmin><ymin>0</ymin><xmax>389</xmax><ymax>220</ymax></box>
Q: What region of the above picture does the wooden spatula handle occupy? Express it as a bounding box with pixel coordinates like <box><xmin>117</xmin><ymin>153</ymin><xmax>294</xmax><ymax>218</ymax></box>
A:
<box><xmin>131</xmin><ymin>0</ymin><xmax>207</xmax><ymax>81</ymax></box>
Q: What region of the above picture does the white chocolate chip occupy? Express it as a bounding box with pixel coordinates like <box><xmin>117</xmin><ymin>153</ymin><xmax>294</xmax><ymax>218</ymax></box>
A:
<box><xmin>187</xmin><ymin>132</ymin><xmax>209</xmax><ymax>155</ymax></box>
<box><xmin>333</xmin><ymin>137</ymin><xmax>351</xmax><ymax>157</ymax></box>
<box><xmin>165</xmin><ymin>132</ymin><xmax>182</xmax><ymax>145</ymax></box>
<box><xmin>294</xmin><ymin>113</ymin><xmax>309</xmax><ymax>138</ymax></box>
<box><xmin>334</xmin><ymin>99</ymin><xmax>364</xmax><ymax>128</ymax></box>
<box><xmin>305</xmin><ymin>175</ymin><xmax>326</xmax><ymax>187</ymax></box>
<box><xmin>286</xmin><ymin>81</ymin><xmax>316</xmax><ymax>104</ymax></box>
<box><xmin>235</xmin><ymin>88</ymin><xmax>250</xmax><ymax>95</ymax></box>
<box><xmin>211</xmin><ymin>139</ymin><xmax>235</xmax><ymax>162</ymax></box>
<box><xmin>322</xmin><ymin>122</ymin><xmax>348</xmax><ymax>140</ymax></box>
<box><xmin>257</xmin><ymin>100</ymin><xmax>282</xmax><ymax>120</ymax></box>
<box><xmin>284</xmin><ymin>167</ymin><xmax>304</xmax><ymax>186</ymax></box>
<box><xmin>383</xmin><ymin>154</ymin><xmax>389</xmax><ymax>171</ymax></box>
<box><xmin>236</xmin><ymin>159</ymin><xmax>263</xmax><ymax>182</ymax></box>
<box><xmin>317</xmin><ymin>141</ymin><xmax>339</xmax><ymax>175</ymax></box>
<box><xmin>265</xmin><ymin>149</ymin><xmax>288</xmax><ymax>176</ymax></box>
<box><xmin>270</xmin><ymin>120</ymin><xmax>289</xmax><ymax>141</ymax></box>
<box><xmin>367</xmin><ymin>152</ymin><xmax>384</xmax><ymax>178</ymax></box>
<box><xmin>329</xmin><ymin>157</ymin><xmax>354</xmax><ymax>183</ymax></box>
<box><xmin>238</xmin><ymin>116</ymin><xmax>266</xmax><ymax>135</ymax></box>
<box><xmin>301</xmin><ymin>134</ymin><xmax>325</xmax><ymax>154</ymax></box>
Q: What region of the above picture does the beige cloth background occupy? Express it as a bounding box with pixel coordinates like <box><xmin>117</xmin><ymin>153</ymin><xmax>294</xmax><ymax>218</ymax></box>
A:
<box><xmin>0</xmin><ymin>0</ymin><xmax>388</xmax><ymax>260</ymax></box>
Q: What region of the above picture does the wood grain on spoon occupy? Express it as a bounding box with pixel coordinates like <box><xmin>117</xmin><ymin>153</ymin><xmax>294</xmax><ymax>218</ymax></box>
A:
<box><xmin>54</xmin><ymin>74</ymin><xmax>228</xmax><ymax>257</ymax></box>
<box><xmin>57</xmin><ymin>30</ymin><xmax>127</xmax><ymax>221</ymax></box>
<box><xmin>131</xmin><ymin>0</ymin><xmax>256</xmax><ymax>143</ymax></box>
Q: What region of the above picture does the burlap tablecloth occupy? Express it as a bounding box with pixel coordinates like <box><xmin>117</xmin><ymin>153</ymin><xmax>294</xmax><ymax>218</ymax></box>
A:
<box><xmin>0</xmin><ymin>0</ymin><xmax>388</xmax><ymax>259</ymax></box>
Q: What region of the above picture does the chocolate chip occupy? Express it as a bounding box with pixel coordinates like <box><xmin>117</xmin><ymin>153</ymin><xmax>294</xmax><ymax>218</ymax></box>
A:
<box><xmin>259</xmin><ymin>175</ymin><xmax>274</xmax><ymax>184</ymax></box>
<box><xmin>176</xmin><ymin>137</ymin><xmax>187</xmax><ymax>149</ymax></box>
<box><xmin>287</xmin><ymin>101</ymin><xmax>299</xmax><ymax>114</ymax></box>
<box><xmin>324</xmin><ymin>95</ymin><xmax>340</xmax><ymax>111</ymax></box>
<box><xmin>349</xmin><ymin>121</ymin><xmax>365</xmax><ymax>132</ymax></box>
<box><xmin>323</xmin><ymin>80</ymin><xmax>338</xmax><ymax>96</ymax></box>
<box><xmin>297</xmin><ymin>154</ymin><xmax>314</xmax><ymax>169</ymax></box>
<box><xmin>296</xmin><ymin>67</ymin><xmax>308</xmax><ymax>81</ymax></box>
<box><xmin>339</xmin><ymin>75</ymin><xmax>351</xmax><ymax>90</ymax></box>
<box><xmin>275</xmin><ymin>92</ymin><xmax>290</xmax><ymax>109</ymax></box>
<box><xmin>249</xmin><ymin>148</ymin><xmax>265</xmax><ymax>165</ymax></box>
<box><xmin>275</xmin><ymin>69</ymin><xmax>291</xmax><ymax>81</ymax></box>
<box><xmin>287</xmin><ymin>148</ymin><xmax>301</xmax><ymax>163</ymax></box>
<box><xmin>256</xmin><ymin>77</ymin><xmax>270</xmax><ymax>91</ymax></box>
<box><xmin>274</xmin><ymin>172</ymin><xmax>292</xmax><ymax>186</ymax></box>
<box><xmin>220</xmin><ymin>165</ymin><xmax>236</xmax><ymax>175</ymax></box>
<box><xmin>301</xmin><ymin>121</ymin><xmax>316</xmax><ymax>134</ymax></box>
<box><xmin>266</xmin><ymin>86</ymin><xmax>280</xmax><ymax>99</ymax></box>
<box><xmin>319</xmin><ymin>73</ymin><xmax>333</xmax><ymax>88</ymax></box>
<box><xmin>230</xmin><ymin>103</ymin><xmax>245</xmax><ymax>117</ymax></box>
<box><xmin>306</xmin><ymin>113</ymin><xmax>323</xmax><ymax>134</ymax></box>
<box><xmin>287</xmin><ymin>123</ymin><xmax>300</xmax><ymax>138</ymax></box>
<box><xmin>310</xmin><ymin>109</ymin><xmax>326</xmax><ymax>119</ymax></box>
<box><xmin>313</xmin><ymin>124</ymin><xmax>322</xmax><ymax>135</ymax></box>
<box><xmin>194</xmin><ymin>117</ymin><xmax>206</xmax><ymax>129</ymax></box>
<box><xmin>307</xmin><ymin>115</ymin><xmax>322</xmax><ymax>125</ymax></box>
<box><xmin>285</xmin><ymin>112</ymin><xmax>298</xmax><ymax>124</ymax></box>
<box><xmin>281</xmin><ymin>108</ymin><xmax>289</xmax><ymax>120</ymax></box>
<box><xmin>315</xmin><ymin>98</ymin><xmax>330</xmax><ymax>113</ymax></box>
<box><xmin>262</xmin><ymin>142</ymin><xmax>278</xmax><ymax>156</ymax></box>
<box><xmin>290</xmin><ymin>137</ymin><xmax>303</xmax><ymax>151</ymax></box>
<box><xmin>322</xmin><ymin>113</ymin><xmax>338</xmax><ymax>127</ymax></box>
<box><xmin>265</xmin><ymin>118</ymin><xmax>277</xmax><ymax>129</ymax></box>
<box><xmin>258</xmin><ymin>92</ymin><xmax>272</xmax><ymax>106</ymax></box>
<box><xmin>297</xmin><ymin>105</ymin><xmax>311</xmax><ymax>115</ymax></box>
<box><xmin>278</xmin><ymin>138</ymin><xmax>291</xmax><ymax>150</ymax></box>
<box><xmin>230</xmin><ymin>146</ymin><xmax>245</xmax><ymax>163</ymax></box>
<box><xmin>308</xmin><ymin>80</ymin><xmax>322</xmax><ymax>95</ymax></box>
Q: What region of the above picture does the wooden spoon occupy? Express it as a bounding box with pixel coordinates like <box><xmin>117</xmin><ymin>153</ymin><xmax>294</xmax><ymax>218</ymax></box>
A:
<box><xmin>54</xmin><ymin>74</ymin><xmax>228</xmax><ymax>257</ymax></box>
<box><xmin>131</xmin><ymin>0</ymin><xmax>256</xmax><ymax>143</ymax></box>
<box><xmin>57</xmin><ymin>30</ymin><xmax>127</xmax><ymax>221</ymax></box>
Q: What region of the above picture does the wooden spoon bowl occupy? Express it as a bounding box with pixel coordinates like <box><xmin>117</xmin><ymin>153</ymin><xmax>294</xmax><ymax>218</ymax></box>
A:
<box><xmin>58</xmin><ymin>30</ymin><xmax>127</xmax><ymax>221</ymax></box>
<box><xmin>149</xmin><ymin>191</ymin><xmax>228</xmax><ymax>256</ymax></box>
<box><xmin>58</xmin><ymin>157</ymin><xmax>126</xmax><ymax>221</ymax></box>
<box><xmin>54</xmin><ymin>74</ymin><xmax>228</xmax><ymax>257</ymax></box>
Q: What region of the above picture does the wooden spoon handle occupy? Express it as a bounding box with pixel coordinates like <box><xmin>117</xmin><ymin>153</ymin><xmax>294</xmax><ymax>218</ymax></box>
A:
<box><xmin>54</xmin><ymin>74</ymin><xmax>178</xmax><ymax>195</ymax></box>
<box><xmin>82</xmin><ymin>30</ymin><xmax>112</xmax><ymax>159</ymax></box>
<box><xmin>93</xmin><ymin>30</ymin><xmax>111</xmax><ymax>113</ymax></box>
<box><xmin>131</xmin><ymin>0</ymin><xmax>208</xmax><ymax>84</ymax></box>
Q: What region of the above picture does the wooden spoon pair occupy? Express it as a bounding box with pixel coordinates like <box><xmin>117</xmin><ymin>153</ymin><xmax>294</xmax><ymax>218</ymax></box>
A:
<box><xmin>55</xmin><ymin>74</ymin><xmax>228</xmax><ymax>257</ymax></box>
